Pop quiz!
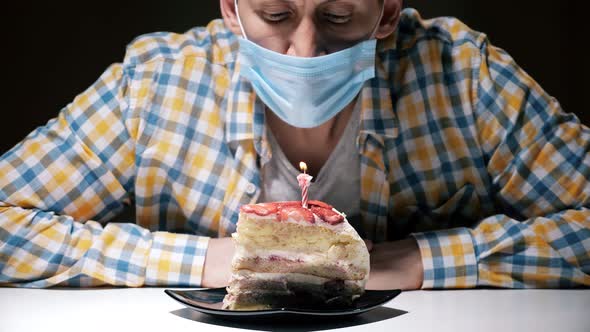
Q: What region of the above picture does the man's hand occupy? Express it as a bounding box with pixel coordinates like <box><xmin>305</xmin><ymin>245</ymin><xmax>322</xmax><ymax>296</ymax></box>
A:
<box><xmin>365</xmin><ymin>238</ymin><xmax>424</xmax><ymax>290</ymax></box>
<box><xmin>201</xmin><ymin>237</ymin><xmax>234</xmax><ymax>288</ymax></box>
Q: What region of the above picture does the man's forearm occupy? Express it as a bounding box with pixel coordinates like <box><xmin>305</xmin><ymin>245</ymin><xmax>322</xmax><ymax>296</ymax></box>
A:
<box><xmin>366</xmin><ymin>238</ymin><xmax>424</xmax><ymax>290</ymax></box>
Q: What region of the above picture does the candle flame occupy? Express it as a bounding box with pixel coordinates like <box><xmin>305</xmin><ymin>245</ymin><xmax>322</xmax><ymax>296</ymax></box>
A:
<box><xmin>299</xmin><ymin>161</ymin><xmax>307</xmax><ymax>173</ymax></box>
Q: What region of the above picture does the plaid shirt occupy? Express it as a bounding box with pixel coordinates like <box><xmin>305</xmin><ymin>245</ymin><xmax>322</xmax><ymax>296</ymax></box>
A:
<box><xmin>1</xmin><ymin>9</ymin><xmax>589</xmax><ymax>288</ymax></box>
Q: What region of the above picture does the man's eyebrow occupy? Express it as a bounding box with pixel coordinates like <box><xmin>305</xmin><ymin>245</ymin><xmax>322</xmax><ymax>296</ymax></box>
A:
<box><xmin>317</xmin><ymin>0</ymin><xmax>363</xmax><ymax>5</ymax></box>
<box><xmin>267</xmin><ymin>0</ymin><xmax>350</xmax><ymax>3</ymax></box>
<box><xmin>250</xmin><ymin>0</ymin><xmax>295</xmax><ymax>3</ymax></box>
<box><xmin>259</xmin><ymin>0</ymin><xmax>354</xmax><ymax>4</ymax></box>
<box><xmin>320</xmin><ymin>0</ymin><xmax>359</xmax><ymax>3</ymax></box>
<box><xmin>255</xmin><ymin>0</ymin><xmax>359</xmax><ymax>6</ymax></box>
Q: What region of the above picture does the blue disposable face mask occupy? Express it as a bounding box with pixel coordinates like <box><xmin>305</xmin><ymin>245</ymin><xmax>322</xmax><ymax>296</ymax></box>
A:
<box><xmin>235</xmin><ymin>1</ymin><xmax>383</xmax><ymax>128</ymax></box>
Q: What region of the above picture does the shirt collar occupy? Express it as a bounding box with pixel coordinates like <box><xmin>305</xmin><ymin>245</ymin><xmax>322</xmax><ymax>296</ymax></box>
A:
<box><xmin>358</xmin><ymin>33</ymin><xmax>399</xmax><ymax>142</ymax></box>
<box><xmin>224</xmin><ymin>54</ymin><xmax>271</xmax><ymax>161</ymax></box>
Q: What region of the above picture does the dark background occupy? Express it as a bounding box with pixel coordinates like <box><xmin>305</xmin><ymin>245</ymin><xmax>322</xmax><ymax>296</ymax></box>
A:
<box><xmin>2</xmin><ymin>1</ymin><xmax>586</xmax><ymax>155</ymax></box>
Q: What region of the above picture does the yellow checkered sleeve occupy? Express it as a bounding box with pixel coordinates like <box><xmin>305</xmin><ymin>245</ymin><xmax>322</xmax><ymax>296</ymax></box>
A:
<box><xmin>412</xmin><ymin>32</ymin><xmax>590</xmax><ymax>288</ymax></box>
<box><xmin>0</xmin><ymin>63</ymin><xmax>209</xmax><ymax>287</ymax></box>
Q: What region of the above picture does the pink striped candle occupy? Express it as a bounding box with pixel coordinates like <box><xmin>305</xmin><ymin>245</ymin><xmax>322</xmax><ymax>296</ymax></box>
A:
<box><xmin>297</xmin><ymin>162</ymin><xmax>313</xmax><ymax>208</ymax></box>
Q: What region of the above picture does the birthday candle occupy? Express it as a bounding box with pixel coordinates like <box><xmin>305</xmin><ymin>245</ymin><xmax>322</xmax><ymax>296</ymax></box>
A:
<box><xmin>297</xmin><ymin>162</ymin><xmax>313</xmax><ymax>208</ymax></box>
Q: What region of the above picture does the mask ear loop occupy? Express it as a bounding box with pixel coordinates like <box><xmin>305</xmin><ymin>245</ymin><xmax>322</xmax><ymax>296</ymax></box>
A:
<box><xmin>234</xmin><ymin>0</ymin><xmax>249</xmax><ymax>39</ymax></box>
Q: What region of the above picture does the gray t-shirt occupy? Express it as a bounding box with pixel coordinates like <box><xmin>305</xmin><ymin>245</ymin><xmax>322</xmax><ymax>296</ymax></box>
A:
<box><xmin>258</xmin><ymin>102</ymin><xmax>362</xmax><ymax>232</ymax></box>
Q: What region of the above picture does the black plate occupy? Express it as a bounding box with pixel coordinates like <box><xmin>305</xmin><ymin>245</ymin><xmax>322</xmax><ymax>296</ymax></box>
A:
<box><xmin>164</xmin><ymin>287</ymin><xmax>401</xmax><ymax>319</ymax></box>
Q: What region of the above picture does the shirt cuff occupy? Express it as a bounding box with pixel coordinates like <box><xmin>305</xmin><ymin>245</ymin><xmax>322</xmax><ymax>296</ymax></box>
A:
<box><xmin>412</xmin><ymin>227</ymin><xmax>478</xmax><ymax>289</ymax></box>
<box><xmin>145</xmin><ymin>232</ymin><xmax>210</xmax><ymax>286</ymax></box>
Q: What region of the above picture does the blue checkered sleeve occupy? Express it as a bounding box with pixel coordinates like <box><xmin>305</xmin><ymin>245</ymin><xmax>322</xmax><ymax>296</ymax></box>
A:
<box><xmin>414</xmin><ymin>39</ymin><xmax>590</xmax><ymax>289</ymax></box>
<box><xmin>0</xmin><ymin>63</ymin><xmax>210</xmax><ymax>287</ymax></box>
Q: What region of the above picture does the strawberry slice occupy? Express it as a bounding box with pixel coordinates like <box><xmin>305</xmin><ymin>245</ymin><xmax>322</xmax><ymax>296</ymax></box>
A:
<box><xmin>275</xmin><ymin>201</ymin><xmax>302</xmax><ymax>209</ymax></box>
<box><xmin>257</xmin><ymin>203</ymin><xmax>279</xmax><ymax>214</ymax></box>
<box><xmin>278</xmin><ymin>206</ymin><xmax>315</xmax><ymax>223</ymax></box>
<box><xmin>240</xmin><ymin>203</ymin><xmax>276</xmax><ymax>216</ymax></box>
<box><xmin>308</xmin><ymin>200</ymin><xmax>333</xmax><ymax>209</ymax></box>
<box><xmin>311</xmin><ymin>207</ymin><xmax>344</xmax><ymax>225</ymax></box>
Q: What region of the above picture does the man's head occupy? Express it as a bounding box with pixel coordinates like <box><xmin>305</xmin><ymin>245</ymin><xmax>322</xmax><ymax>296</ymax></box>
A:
<box><xmin>220</xmin><ymin>0</ymin><xmax>402</xmax><ymax>57</ymax></box>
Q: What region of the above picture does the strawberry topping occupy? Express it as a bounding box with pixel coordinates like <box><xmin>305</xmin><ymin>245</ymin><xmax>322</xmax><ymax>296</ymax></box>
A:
<box><xmin>240</xmin><ymin>203</ymin><xmax>276</xmax><ymax>216</ymax></box>
<box><xmin>278</xmin><ymin>206</ymin><xmax>315</xmax><ymax>223</ymax></box>
<box><xmin>308</xmin><ymin>200</ymin><xmax>333</xmax><ymax>209</ymax></box>
<box><xmin>241</xmin><ymin>200</ymin><xmax>343</xmax><ymax>225</ymax></box>
<box><xmin>311</xmin><ymin>206</ymin><xmax>344</xmax><ymax>225</ymax></box>
<box><xmin>274</xmin><ymin>201</ymin><xmax>302</xmax><ymax>208</ymax></box>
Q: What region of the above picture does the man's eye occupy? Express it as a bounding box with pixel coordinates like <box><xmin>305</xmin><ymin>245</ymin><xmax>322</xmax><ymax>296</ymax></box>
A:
<box><xmin>262</xmin><ymin>11</ymin><xmax>291</xmax><ymax>22</ymax></box>
<box><xmin>323</xmin><ymin>12</ymin><xmax>351</xmax><ymax>24</ymax></box>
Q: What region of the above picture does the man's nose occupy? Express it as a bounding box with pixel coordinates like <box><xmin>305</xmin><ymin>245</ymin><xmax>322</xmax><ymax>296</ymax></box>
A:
<box><xmin>286</xmin><ymin>18</ymin><xmax>325</xmax><ymax>57</ymax></box>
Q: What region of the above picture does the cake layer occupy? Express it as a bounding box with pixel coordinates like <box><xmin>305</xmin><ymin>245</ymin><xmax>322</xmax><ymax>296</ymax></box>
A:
<box><xmin>223</xmin><ymin>291</ymin><xmax>356</xmax><ymax>310</ymax></box>
<box><xmin>227</xmin><ymin>271</ymin><xmax>363</xmax><ymax>295</ymax></box>
<box><xmin>236</xmin><ymin>212</ymin><xmax>366</xmax><ymax>252</ymax></box>
<box><xmin>232</xmin><ymin>254</ymin><xmax>366</xmax><ymax>280</ymax></box>
<box><xmin>223</xmin><ymin>271</ymin><xmax>363</xmax><ymax>310</ymax></box>
<box><xmin>234</xmin><ymin>213</ymin><xmax>353</xmax><ymax>251</ymax></box>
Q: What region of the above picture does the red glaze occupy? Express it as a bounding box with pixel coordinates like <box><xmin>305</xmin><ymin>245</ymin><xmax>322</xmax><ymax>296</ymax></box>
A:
<box><xmin>308</xmin><ymin>200</ymin><xmax>333</xmax><ymax>209</ymax></box>
<box><xmin>278</xmin><ymin>206</ymin><xmax>315</xmax><ymax>223</ymax></box>
<box><xmin>311</xmin><ymin>206</ymin><xmax>344</xmax><ymax>225</ymax></box>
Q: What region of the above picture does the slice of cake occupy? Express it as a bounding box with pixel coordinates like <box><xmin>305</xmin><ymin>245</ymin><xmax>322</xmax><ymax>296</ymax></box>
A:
<box><xmin>222</xmin><ymin>200</ymin><xmax>370</xmax><ymax>310</ymax></box>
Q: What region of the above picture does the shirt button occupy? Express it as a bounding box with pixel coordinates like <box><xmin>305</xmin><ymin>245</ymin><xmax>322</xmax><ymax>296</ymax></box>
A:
<box><xmin>245</xmin><ymin>182</ymin><xmax>257</xmax><ymax>195</ymax></box>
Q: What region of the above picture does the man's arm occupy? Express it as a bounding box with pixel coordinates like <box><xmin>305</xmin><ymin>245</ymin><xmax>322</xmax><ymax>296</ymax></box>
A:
<box><xmin>412</xmin><ymin>39</ymin><xmax>590</xmax><ymax>289</ymax></box>
<box><xmin>0</xmin><ymin>63</ymin><xmax>209</xmax><ymax>287</ymax></box>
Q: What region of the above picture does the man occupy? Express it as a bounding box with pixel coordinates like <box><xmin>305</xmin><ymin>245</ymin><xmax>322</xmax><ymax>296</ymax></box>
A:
<box><xmin>0</xmin><ymin>0</ymin><xmax>588</xmax><ymax>290</ymax></box>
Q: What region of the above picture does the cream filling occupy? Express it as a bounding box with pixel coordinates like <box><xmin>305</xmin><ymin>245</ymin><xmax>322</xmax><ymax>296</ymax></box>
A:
<box><xmin>231</xmin><ymin>271</ymin><xmax>366</xmax><ymax>289</ymax></box>
<box><xmin>233</xmin><ymin>245</ymin><xmax>369</xmax><ymax>276</ymax></box>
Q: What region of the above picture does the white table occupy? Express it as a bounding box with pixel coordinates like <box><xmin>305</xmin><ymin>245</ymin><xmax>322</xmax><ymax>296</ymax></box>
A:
<box><xmin>1</xmin><ymin>287</ymin><xmax>588</xmax><ymax>332</ymax></box>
